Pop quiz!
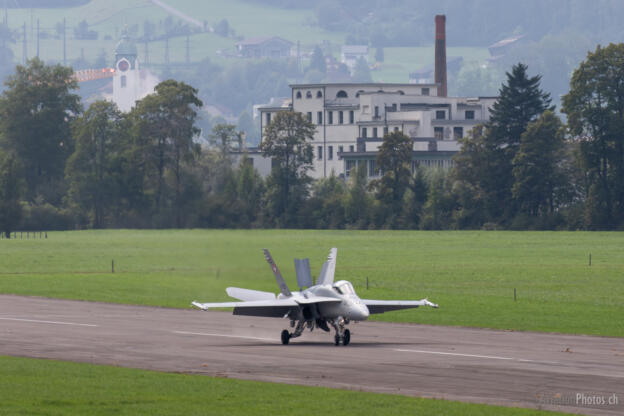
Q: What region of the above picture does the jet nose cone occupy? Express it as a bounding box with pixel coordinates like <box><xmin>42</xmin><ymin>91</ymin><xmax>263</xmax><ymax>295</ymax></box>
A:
<box><xmin>356</xmin><ymin>304</ymin><xmax>369</xmax><ymax>321</ymax></box>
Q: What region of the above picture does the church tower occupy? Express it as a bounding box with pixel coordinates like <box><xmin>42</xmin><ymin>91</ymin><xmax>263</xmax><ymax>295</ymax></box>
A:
<box><xmin>112</xmin><ymin>29</ymin><xmax>140</xmax><ymax>112</ymax></box>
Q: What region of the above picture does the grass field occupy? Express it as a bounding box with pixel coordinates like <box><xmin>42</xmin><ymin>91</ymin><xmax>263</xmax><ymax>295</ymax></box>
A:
<box><xmin>1</xmin><ymin>229</ymin><xmax>623</xmax><ymax>337</ymax></box>
<box><xmin>0</xmin><ymin>355</ymin><xmax>572</xmax><ymax>416</ymax></box>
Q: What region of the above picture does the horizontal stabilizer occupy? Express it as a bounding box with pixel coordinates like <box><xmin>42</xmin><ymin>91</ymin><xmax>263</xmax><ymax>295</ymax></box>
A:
<box><xmin>294</xmin><ymin>258</ymin><xmax>313</xmax><ymax>289</ymax></box>
<box><xmin>226</xmin><ymin>287</ymin><xmax>276</xmax><ymax>301</ymax></box>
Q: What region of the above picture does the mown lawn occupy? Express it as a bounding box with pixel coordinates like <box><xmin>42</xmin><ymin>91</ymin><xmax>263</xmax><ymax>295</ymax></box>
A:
<box><xmin>1</xmin><ymin>229</ymin><xmax>622</xmax><ymax>337</ymax></box>
<box><xmin>0</xmin><ymin>355</ymin><xmax>573</xmax><ymax>416</ymax></box>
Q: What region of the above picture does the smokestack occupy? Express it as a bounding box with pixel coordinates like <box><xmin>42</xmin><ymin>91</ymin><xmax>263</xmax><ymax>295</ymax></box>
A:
<box><xmin>434</xmin><ymin>14</ymin><xmax>447</xmax><ymax>97</ymax></box>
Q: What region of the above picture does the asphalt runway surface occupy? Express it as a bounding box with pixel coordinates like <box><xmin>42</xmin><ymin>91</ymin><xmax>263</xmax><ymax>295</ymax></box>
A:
<box><xmin>1</xmin><ymin>295</ymin><xmax>622</xmax><ymax>415</ymax></box>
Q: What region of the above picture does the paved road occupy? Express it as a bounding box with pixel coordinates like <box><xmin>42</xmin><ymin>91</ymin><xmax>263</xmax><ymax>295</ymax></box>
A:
<box><xmin>0</xmin><ymin>295</ymin><xmax>622</xmax><ymax>415</ymax></box>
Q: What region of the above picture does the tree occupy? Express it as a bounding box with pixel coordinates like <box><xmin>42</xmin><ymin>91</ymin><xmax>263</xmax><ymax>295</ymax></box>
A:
<box><xmin>344</xmin><ymin>162</ymin><xmax>372</xmax><ymax>228</ymax></box>
<box><xmin>373</xmin><ymin>131</ymin><xmax>413</xmax><ymax>220</ymax></box>
<box><xmin>352</xmin><ymin>57</ymin><xmax>372</xmax><ymax>82</ymax></box>
<box><xmin>0</xmin><ymin>58</ymin><xmax>81</xmax><ymax>202</ymax></box>
<box><xmin>131</xmin><ymin>80</ymin><xmax>202</xmax><ymax>227</ymax></box>
<box><xmin>308</xmin><ymin>46</ymin><xmax>326</xmax><ymax>74</ymax></box>
<box><xmin>260</xmin><ymin>111</ymin><xmax>314</xmax><ymax>226</ymax></box>
<box><xmin>66</xmin><ymin>101</ymin><xmax>123</xmax><ymax>228</ymax></box>
<box><xmin>563</xmin><ymin>43</ymin><xmax>624</xmax><ymax>229</ymax></box>
<box><xmin>0</xmin><ymin>151</ymin><xmax>23</xmax><ymax>238</ymax></box>
<box><xmin>512</xmin><ymin>110</ymin><xmax>566</xmax><ymax>218</ymax></box>
<box><xmin>453</xmin><ymin>63</ymin><xmax>552</xmax><ymax>224</ymax></box>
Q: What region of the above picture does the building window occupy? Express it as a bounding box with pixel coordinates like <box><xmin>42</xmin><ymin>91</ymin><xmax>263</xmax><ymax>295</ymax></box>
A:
<box><xmin>266</xmin><ymin>113</ymin><xmax>271</xmax><ymax>125</ymax></box>
<box><xmin>316</xmin><ymin>90</ymin><xmax>323</xmax><ymax>98</ymax></box>
<box><xmin>317</xmin><ymin>111</ymin><xmax>322</xmax><ymax>125</ymax></box>
<box><xmin>346</xmin><ymin>160</ymin><xmax>356</xmax><ymax>177</ymax></box>
<box><xmin>338</xmin><ymin>145</ymin><xmax>343</xmax><ymax>159</ymax></box>
<box><xmin>306</xmin><ymin>91</ymin><xmax>312</xmax><ymax>98</ymax></box>
<box><xmin>307</xmin><ymin>112</ymin><xmax>312</xmax><ymax>122</ymax></box>
<box><xmin>355</xmin><ymin>90</ymin><xmax>364</xmax><ymax>98</ymax></box>
<box><xmin>296</xmin><ymin>91</ymin><xmax>302</xmax><ymax>99</ymax></box>
<box><xmin>394</xmin><ymin>127</ymin><xmax>399</xmax><ymax>132</ymax></box>
<box><xmin>328</xmin><ymin>146</ymin><xmax>333</xmax><ymax>160</ymax></box>
<box><xmin>349</xmin><ymin>145</ymin><xmax>354</xmax><ymax>152</ymax></box>
<box><xmin>373</xmin><ymin>127</ymin><xmax>378</xmax><ymax>138</ymax></box>
<box><xmin>368</xmin><ymin>159</ymin><xmax>379</xmax><ymax>177</ymax></box>
<box><xmin>336</xmin><ymin>90</ymin><xmax>348</xmax><ymax>98</ymax></box>
<box><xmin>339</xmin><ymin>111</ymin><xmax>344</xmax><ymax>124</ymax></box>
<box><xmin>349</xmin><ymin>110</ymin><xmax>354</xmax><ymax>124</ymax></box>
<box><xmin>374</xmin><ymin>106</ymin><xmax>379</xmax><ymax>118</ymax></box>
<box><xmin>434</xmin><ymin>127</ymin><xmax>444</xmax><ymax>140</ymax></box>
<box><xmin>328</xmin><ymin>111</ymin><xmax>333</xmax><ymax>124</ymax></box>
<box><xmin>465</xmin><ymin>110</ymin><xmax>475</xmax><ymax>119</ymax></box>
<box><xmin>392</xmin><ymin>103</ymin><xmax>397</xmax><ymax>111</ymax></box>
<box><xmin>317</xmin><ymin>146</ymin><xmax>323</xmax><ymax>160</ymax></box>
<box><xmin>422</xmin><ymin>87</ymin><xmax>430</xmax><ymax>96</ymax></box>
<box><xmin>453</xmin><ymin>126</ymin><xmax>463</xmax><ymax>139</ymax></box>
<box><xmin>397</xmin><ymin>90</ymin><xmax>405</xmax><ymax>95</ymax></box>
<box><xmin>362</xmin><ymin>127</ymin><xmax>367</xmax><ymax>138</ymax></box>
<box><xmin>436</xmin><ymin>110</ymin><xmax>445</xmax><ymax>120</ymax></box>
<box><xmin>121</xmin><ymin>75</ymin><xmax>127</xmax><ymax>88</ymax></box>
<box><xmin>383</xmin><ymin>126</ymin><xmax>388</xmax><ymax>136</ymax></box>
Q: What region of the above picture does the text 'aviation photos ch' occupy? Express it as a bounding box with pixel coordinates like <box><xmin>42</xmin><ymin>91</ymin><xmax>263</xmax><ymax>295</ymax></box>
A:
<box><xmin>192</xmin><ymin>248</ymin><xmax>438</xmax><ymax>346</ymax></box>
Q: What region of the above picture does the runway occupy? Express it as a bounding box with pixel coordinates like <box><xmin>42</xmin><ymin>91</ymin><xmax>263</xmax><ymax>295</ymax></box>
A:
<box><xmin>0</xmin><ymin>295</ymin><xmax>622</xmax><ymax>415</ymax></box>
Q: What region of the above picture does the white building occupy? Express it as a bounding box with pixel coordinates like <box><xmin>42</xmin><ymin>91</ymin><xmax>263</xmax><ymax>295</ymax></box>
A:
<box><xmin>257</xmin><ymin>82</ymin><xmax>496</xmax><ymax>179</ymax></box>
<box><xmin>341</xmin><ymin>45</ymin><xmax>369</xmax><ymax>71</ymax></box>
<box><xmin>111</xmin><ymin>31</ymin><xmax>158</xmax><ymax>112</ymax></box>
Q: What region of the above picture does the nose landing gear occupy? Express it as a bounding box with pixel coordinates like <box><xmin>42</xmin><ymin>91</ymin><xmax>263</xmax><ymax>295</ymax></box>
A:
<box><xmin>330</xmin><ymin>317</ymin><xmax>351</xmax><ymax>346</ymax></box>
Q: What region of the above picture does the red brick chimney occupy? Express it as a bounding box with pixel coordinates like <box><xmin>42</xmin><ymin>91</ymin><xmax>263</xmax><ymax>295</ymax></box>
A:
<box><xmin>434</xmin><ymin>14</ymin><xmax>447</xmax><ymax>97</ymax></box>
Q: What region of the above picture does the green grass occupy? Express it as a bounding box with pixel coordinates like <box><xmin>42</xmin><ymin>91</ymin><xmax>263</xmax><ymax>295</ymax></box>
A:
<box><xmin>1</xmin><ymin>230</ymin><xmax>623</xmax><ymax>337</ymax></box>
<box><xmin>0</xmin><ymin>355</ymin><xmax>571</xmax><ymax>416</ymax></box>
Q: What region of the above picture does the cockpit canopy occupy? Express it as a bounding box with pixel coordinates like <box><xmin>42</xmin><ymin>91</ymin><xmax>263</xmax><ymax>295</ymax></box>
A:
<box><xmin>333</xmin><ymin>280</ymin><xmax>355</xmax><ymax>295</ymax></box>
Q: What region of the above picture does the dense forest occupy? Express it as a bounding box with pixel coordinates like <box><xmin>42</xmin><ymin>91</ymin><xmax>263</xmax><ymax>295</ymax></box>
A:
<box><xmin>1</xmin><ymin>43</ymin><xmax>624</xmax><ymax>235</ymax></box>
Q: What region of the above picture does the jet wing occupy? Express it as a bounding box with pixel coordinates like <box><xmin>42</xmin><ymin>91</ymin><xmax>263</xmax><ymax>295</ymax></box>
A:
<box><xmin>191</xmin><ymin>296</ymin><xmax>340</xmax><ymax>318</ymax></box>
<box><xmin>362</xmin><ymin>299</ymin><xmax>438</xmax><ymax>314</ymax></box>
<box><xmin>192</xmin><ymin>299</ymin><xmax>298</xmax><ymax>317</ymax></box>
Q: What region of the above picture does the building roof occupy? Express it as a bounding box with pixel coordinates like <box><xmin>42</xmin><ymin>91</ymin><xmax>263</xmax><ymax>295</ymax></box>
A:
<box><xmin>341</xmin><ymin>45</ymin><xmax>369</xmax><ymax>54</ymax></box>
<box><xmin>289</xmin><ymin>82</ymin><xmax>436</xmax><ymax>88</ymax></box>
<box><xmin>115</xmin><ymin>29</ymin><xmax>137</xmax><ymax>57</ymax></box>
<box><xmin>236</xmin><ymin>36</ymin><xmax>294</xmax><ymax>47</ymax></box>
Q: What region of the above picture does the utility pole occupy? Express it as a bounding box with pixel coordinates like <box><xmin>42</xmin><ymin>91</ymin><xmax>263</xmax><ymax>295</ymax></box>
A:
<box><xmin>63</xmin><ymin>17</ymin><xmax>66</xmax><ymax>65</ymax></box>
<box><xmin>36</xmin><ymin>18</ymin><xmax>39</xmax><ymax>58</ymax></box>
<box><xmin>185</xmin><ymin>34</ymin><xmax>190</xmax><ymax>64</ymax></box>
<box><xmin>22</xmin><ymin>21</ymin><xmax>26</xmax><ymax>64</ymax></box>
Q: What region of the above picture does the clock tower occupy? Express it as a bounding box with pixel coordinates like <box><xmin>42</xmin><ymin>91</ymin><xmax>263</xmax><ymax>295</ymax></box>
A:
<box><xmin>112</xmin><ymin>29</ymin><xmax>140</xmax><ymax>112</ymax></box>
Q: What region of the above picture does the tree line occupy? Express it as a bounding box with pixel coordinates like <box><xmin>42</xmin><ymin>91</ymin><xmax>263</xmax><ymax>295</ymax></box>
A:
<box><xmin>1</xmin><ymin>44</ymin><xmax>624</xmax><ymax>236</ymax></box>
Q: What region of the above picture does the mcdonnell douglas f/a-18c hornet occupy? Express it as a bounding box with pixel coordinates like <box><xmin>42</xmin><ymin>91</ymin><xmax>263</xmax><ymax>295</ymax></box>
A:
<box><xmin>192</xmin><ymin>248</ymin><xmax>438</xmax><ymax>346</ymax></box>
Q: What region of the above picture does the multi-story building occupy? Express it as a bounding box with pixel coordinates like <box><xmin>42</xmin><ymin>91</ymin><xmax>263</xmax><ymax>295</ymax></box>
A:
<box><xmin>253</xmin><ymin>15</ymin><xmax>497</xmax><ymax>180</ymax></box>
<box><xmin>257</xmin><ymin>83</ymin><xmax>496</xmax><ymax>179</ymax></box>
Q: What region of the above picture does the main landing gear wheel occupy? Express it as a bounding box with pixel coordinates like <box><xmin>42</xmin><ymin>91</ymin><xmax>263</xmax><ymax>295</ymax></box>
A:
<box><xmin>343</xmin><ymin>329</ymin><xmax>350</xmax><ymax>346</ymax></box>
<box><xmin>334</xmin><ymin>334</ymin><xmax>340</xmax><ymax>346</ymax></box>
<box><xmin>281</xmin><ymin>329</ymin><xmax>291</xmax><ymax>345</ymax></box>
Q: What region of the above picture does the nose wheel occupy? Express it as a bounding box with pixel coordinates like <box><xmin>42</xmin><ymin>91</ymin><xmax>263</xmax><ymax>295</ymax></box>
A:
<box><xmin>334</xmin><ymin>328</ymin><xmax>351</xmax><ymax>346</ymax></box>
<box><xmin>281</xmin><ymin>329</ymin><xmax>291</xmax><ymax>345</ymax></box>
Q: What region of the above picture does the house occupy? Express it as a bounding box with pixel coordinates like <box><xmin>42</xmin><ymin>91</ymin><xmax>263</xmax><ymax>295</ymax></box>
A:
<box><xmin>341</xmin><ymin>45</ymin><xmax>369</xmax><ymax>70</ymax></box>
<box><xmin>236</xmin><ymin>36</ymin><xmax>293</xmax><ymax>59</ymax></box>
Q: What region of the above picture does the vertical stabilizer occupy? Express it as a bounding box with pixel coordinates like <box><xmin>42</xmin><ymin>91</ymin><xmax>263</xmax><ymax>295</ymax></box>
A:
<box><xmin>263</xmin><ymin>249</ymin><xmax>292</xmax><ymax>297</ymax></box>
<box><xmin>294</xmin><ymin>258</ymin><xmax>313</xmax><ymax>289</ymax></box>
<box><xmin>316</xmin><ymin>248</ymin><xmax>337</xmax><ymax>286</ymax></box>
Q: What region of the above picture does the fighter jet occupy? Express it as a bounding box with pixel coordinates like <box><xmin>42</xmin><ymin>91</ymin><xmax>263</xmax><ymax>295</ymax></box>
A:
<box><xmin>192</xmin><ymin>248</ymin><xmax>438</xmax><ymax>346</ymax></box>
